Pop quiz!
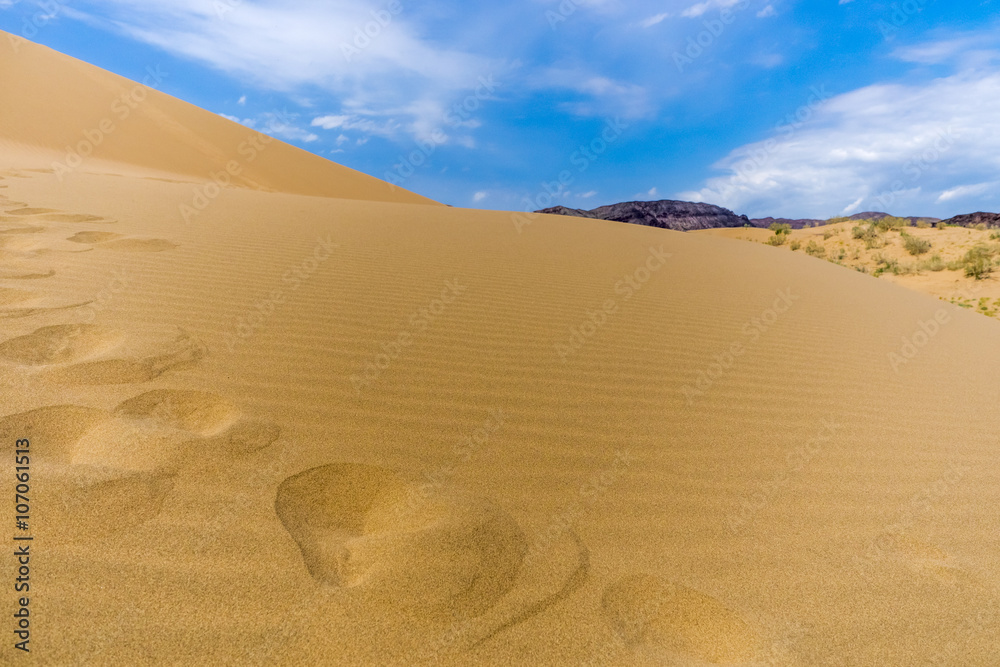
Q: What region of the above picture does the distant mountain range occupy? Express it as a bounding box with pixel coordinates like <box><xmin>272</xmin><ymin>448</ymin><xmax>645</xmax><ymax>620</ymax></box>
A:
<box><xmin>537</xmin><ymin>200</ymin><xmax>995</xmax><ymax>232</ymax></box>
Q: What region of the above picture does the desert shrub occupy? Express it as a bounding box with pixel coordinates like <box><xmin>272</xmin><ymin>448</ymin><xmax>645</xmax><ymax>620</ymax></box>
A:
<box><xmin>805</xmin><ymin>240</ymin><xmax>826</xmax><ymax>257</ymax></box>
<box><xmin>901</xmin><ymin>232</ymin><xmax>932</xmax><ymax>256</ymax></box>
<box><xmin>766</xmin><ymin>234</ymin><xmax>787</xmax><ymax>246</ymax></box>
<box><xmin>920</xmin><ymin>254</ymin><xmax>946</xmax><ymax>272</ymax></box>
<box><xmin>852</xmin><ymin>225</ymin><xmax>867</xmax><ymax>240</ymax></box>
<box><xmin>872</xmin><ymin>254</ymin><xmax>900</xmax><ymax>276</ymax></box>
<box><xmin>975</xmin><ymin>223</ymin><xmax>988</xmax><ymax>231</ymax></box>
<box><xmin>864</xmin><ymin>229</ymin><xmax>886</xmax><ymax>249</ymax></box>
<box><xmin>990</xmin><ymin>231</ymin><xmax>1000</xmax><ymax>240</ymax></box>
<box><xmin>769</xmin><ymin>222</ymin><xmax>792</xmax><ymax>236</ymax></box>
<box><xmin>875</xmin><ymin>216</ymin><xmax>909</xmax><ymax>232</ymax></box>
<box><xmin>915</xmin><ymin>220</ymin><xmax>930</xmax><ymax>229</ymax></box>
<box><xmin>823</xmin><ymin>229</ymin><xmax>840</xmax><ymax>240</ymax></box>
<box><xmin>790</xmin><ymin>240</ymin><xmax>801</xmax><ymax>251</ymax></box>
<box><xmin>963</xmin><ymin>244</ymin><xmax>997</xmax><ymax>279</ymax></box>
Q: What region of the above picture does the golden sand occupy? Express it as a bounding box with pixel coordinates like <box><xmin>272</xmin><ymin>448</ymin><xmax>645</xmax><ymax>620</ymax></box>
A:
<box><xmin>2</xmin><ymin>30</ymin><xmax>999</xmax><ymax>665</ymax></box>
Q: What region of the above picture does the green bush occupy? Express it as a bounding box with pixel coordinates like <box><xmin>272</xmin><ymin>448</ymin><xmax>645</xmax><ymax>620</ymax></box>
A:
<box><xmin>790</xmin><ymin>240</ymin><xmax>801</xmax><ymax>251</ymax></box>
<box><xmin>963</xmin><ymin>244</ymin><xmax>997</xmax><ymax>279</ymax></box>
<box><xmin>920</xmin><ymin>254</ymin><xmax>946</xmax><ymax>272</ymax></box>
<box><xmin>769</xmin><ymin>222</ymin><xmax>792</xmax><ymax>236</ymax></box>
<box><xmin>901</xmin><ymin>232</ymin><xmax>932</xmax><ymax>256</ymax></box>
<box><xmin>766</xmin><ymin>234</ymin><xmax>787</xmax><ymax>246</ymax></box>
<box><xmin>852</xmin><ymin>225</ymin><xmax>866</xmax><ymax>240</ymax></box>
<box><xmin>805</xmin><ymin>240</ymin><xmax>826</xmax><ymax>257</ymax></box>
<box><xmin>875</xmin><ymin>216</ymin><xmax>909</xmax><ymax>232</ymax></box>
<box><xmin>915</xmin><ymin>220</ymin><xmax>930</xmax><ymax>229</ymax></box>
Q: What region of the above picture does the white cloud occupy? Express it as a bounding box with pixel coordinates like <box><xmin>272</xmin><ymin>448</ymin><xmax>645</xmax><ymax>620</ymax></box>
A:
<box><xmin>237</xmin><ymin>95</ymin><xmax>246</xmax><ymax>105</ymax></box>
<box><xmin>679</xmin><ymin>65</ymin><xmax>1000</xmax><ymax>218</ymax></box>
<box><xmin>648</xmin><ymin>187</ymin><xmax>658</xmax><ymax>197</ymax></box>
<box><xmin>579</xmin><ymin>190</ymin><xmax>598</xmax><ymax>199</ymax></box>
<box><xmin>840</xmin><ymin>196</ymin><xmax>864</xmax><ymax>216</ymax></box>
<box><xmin>681</xmin><ymin>0</ymin><xmax>741</xmax><ymax>19</ymax></box>
<box><xmin>639</xmin><ymin>12</ymin><xmax>670</xmax><ymax>28</ymax></box>
<box><xmin>756</xmin><ymin>5</ymin><xmax>776</xmax><ymax>18</ymax></box>
<box><xmin>473</xmin><ymin>191</ymin><xmax>488</xmax><ymax>202</ymax></box>
<box><xmin>937</xmin><ymin>182</ymin><xmax>997</xmax><ymax>203</ymax></box>
<box><xmin>61</xmin><ymin>0</ymin><xmax>502</xmax><ymax>144</ymax></box>
<box><xmin>311</xmin><ymin>115</ymin><xmax>350</xmax><ymax>130</ymax></box>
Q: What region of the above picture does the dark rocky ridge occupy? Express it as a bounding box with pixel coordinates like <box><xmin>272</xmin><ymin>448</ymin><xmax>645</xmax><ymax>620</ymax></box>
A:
<box><xmin>537</xmin><ymin>200</ymin><xmax>994</xmax><ymax>232</ymax></box>
<box><xmin>941</xmin><ymin>212</ymin><xmax>1000</xmax><ymax>228</ymax></box>
<box><xmin>537</xmin><ymin>200</ymin><xmax>750</xmax><ymax>231</ymax></box>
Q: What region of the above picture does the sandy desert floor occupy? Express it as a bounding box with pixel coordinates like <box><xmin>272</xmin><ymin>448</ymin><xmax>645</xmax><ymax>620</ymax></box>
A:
<box><xmin>3</xmin><ymin>31</ymin><xmax>1000</xmax><ymax>666</ymax></box>
<box><xmin>697</xmin><ymin>222</ymin><xmax>1000</xmax><ymax>320</ymax></box>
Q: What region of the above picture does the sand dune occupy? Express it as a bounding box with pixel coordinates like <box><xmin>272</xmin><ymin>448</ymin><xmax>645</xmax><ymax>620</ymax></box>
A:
<box><xmin>0</xmin><ymin>30</ymin><xmax>435</xmax><ymax>206</ymax></box>
<box><xmin>2</xmin><ymin>31</ymin><xmax>1000</xmax><ymax>666</ymax></box>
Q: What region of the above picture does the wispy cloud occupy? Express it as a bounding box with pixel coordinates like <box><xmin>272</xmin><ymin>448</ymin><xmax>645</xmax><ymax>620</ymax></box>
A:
<box><xmin>681</xmin><ymin>53</ymin><xmax>1000</xmax><ymax>217</ymax></box>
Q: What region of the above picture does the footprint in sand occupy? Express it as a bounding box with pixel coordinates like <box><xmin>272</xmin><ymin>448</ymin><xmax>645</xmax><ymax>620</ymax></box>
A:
<box><xmin>43</xmin><ymin>329</ymin><xmax>207</xmax><ymax>385</ymax></box>
<box><xmin>276</xmin><ymin>463</ymin><xmax>530</xmax><ymax>619</ymax></box>
<box><xmin>0</xmin><ymin>406</ymin><xmax>174</xmax><ymax>543</ymax></box>
<box><xmin>0</xmin><ymin>324</ymin><xmax>124</xmax><ymax>365</ymax></box>
<box><xmin>68</xmin><ymin>231</ymin><xmax>122</xmax><ymax>244</ymax></box>
<box><xmin>0</xmin><ymin>270</ymin><xmax>55</xmax><ymax>280</ymax></box>
<box><xmin>872</xmin><ymin>530</ymin><xmax>970</xmax><ymax>585</ymax></box>
<box><xmin>0</xmin><ymin>225</ymin><xmax>45</xmax><ymax>235</ymax></box>
<box><xmin>0</xmin><ymin>288</ymin><xmax>38</xmax><ymax>306</ymax></box>
<box><xmin>0</xmin><ymin>393</ymin><xmax>281</xmax><ymax>543</ymax></box>
<box><xmin>602</xmin><ymin>574</ymin><xmax>762</xmax><ymax>665</ymax></box>
<box><xmin>5</xmin><ymin>208</ymin><xmax>60</xmax><ymax>216</ymax></box>
<box><xmin>69</xmin><ymin>231</ymin><xmax>176</xmax><ymax>252</ymax></box>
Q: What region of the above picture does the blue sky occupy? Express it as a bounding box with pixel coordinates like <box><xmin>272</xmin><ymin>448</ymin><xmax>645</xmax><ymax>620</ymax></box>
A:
<box><xmin>1</xmin><ymin>0</ymin><xmax>998</xmax><ymax>219</ymax></box>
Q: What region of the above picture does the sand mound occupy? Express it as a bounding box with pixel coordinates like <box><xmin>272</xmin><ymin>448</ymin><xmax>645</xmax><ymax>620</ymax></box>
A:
<box><xmin>276</xmin><ymin>463</ymin><xmax>528</xmax><ymax>618</ymax></box>
<box><xmin>602</xmin><ymin>574</ymin><xmax>762</xmax><ymax>663</ymax></box>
